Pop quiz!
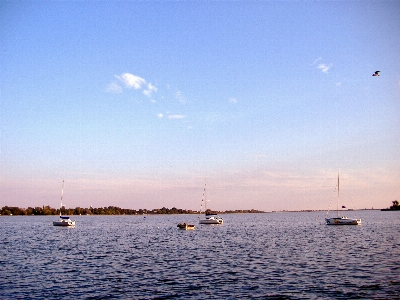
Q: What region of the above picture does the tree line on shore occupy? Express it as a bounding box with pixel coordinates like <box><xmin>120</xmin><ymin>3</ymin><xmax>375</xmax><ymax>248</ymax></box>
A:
<box><xmin>381</xmin><ymin>200</ymin><xmax>400</xmax><ymax>211</ymax></box>
<box><xmin>0</xmin><ymin>205</ymin><xmax>265</xmax><ymax>216</ymax></box>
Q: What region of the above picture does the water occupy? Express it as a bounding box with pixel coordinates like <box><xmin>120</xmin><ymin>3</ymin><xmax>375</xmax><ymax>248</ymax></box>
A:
<box><xmin>1</xmin><ymin>210</ymin><xmax>399</xmax><ymax>299</ymax></box>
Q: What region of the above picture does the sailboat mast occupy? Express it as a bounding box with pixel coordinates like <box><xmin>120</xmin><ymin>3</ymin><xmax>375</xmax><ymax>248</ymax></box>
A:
<box><xmin>60</xmin><ymin>180</ymin><xmax>64</xmax><ymax>216</ymax></box>
<box><xmin>337</xmin><ymin>171</ymin><xmax>340</xmax><ymax>217</ymax></box>
<box><xmin>200</xmin><ymin>179</ymin><xmax>208</xmax><ymax>214</ymax></box>
<box><xmin>204</xmin><ymin>181</ymin><xmax>207</xmax><ymax>212</ymax></box>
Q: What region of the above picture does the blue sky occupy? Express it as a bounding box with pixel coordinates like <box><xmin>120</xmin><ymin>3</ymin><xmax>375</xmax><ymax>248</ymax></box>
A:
<box><xmin>1</xmin><ymin>1</ymin><xmax>399</xmax><ymax>211</ymax></box>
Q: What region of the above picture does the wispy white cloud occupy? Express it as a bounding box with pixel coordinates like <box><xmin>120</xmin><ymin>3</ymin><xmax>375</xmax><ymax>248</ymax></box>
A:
<box><xmin>317</xmin><ymin>63</ymin><xmax>332</xmax><ymax>73</ymax></box>
<box><xmin>312</xmin><ymin>57</ymin><xmax>332</xmax><ymax>74</ymax></box>
<box><xmin>143</xmin><ymin>83</ymin><xmax>158</xmax><ymax>97</ymax></box>
<box><xmin>175</xmin><ymin>90</ymin><xmax>186</xmax><ymax>104</ymax></box>
<box><xmin>116</xmin><ymin>73</ymin><xmax>146</xmax><ymax>89</ymax></box>
<box><xmin>143</xmin><ymin>90</ymin><xmax>152</xmax><ymax>97</ymax></box>
<box><xmin>148</xmin><ymin>83</ymin><xmax>158</xmax><ymax>92</ymax></box>
<box><xmin>229</xmin><ymin>97</ymin><xmax>237</xmax><ymax>103</ymax></box>
<box><xmin>109</xmin><ymin>73</ymin><xmax>158</xmax><ymax>98</ymax></box>
<box><xmin>108</xmin><ymin>74</ymin><xmax>191</xmax><ymax>121</ymax></box>
<box><xmin>157</xmin><ymin>112</ymin><xmax>186</xmax><ymax>120</ymax></box>
<box><xmin>106</xmin><ymin>82</ymin><xmax>123</xmax><ymax>93</ymax></box>
<box><xmin>311</xmin><ymin>57</ymin><xmax>322</xmax><ymax>65</ymax></box>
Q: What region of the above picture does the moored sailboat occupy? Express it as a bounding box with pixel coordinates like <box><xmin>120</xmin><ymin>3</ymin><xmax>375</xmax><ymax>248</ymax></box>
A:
<box><xmin>198</xmin><ymin>181</ymin><xmax>223</xmax><ymax>225</ymax></box>
<box><xmin>53</xmin><ymin>180</ymin><xmax>76</xmax><ymax>227</ymax></box>
<box><xmin>325</xmin><ymin>171</ymin><xmax>361</xmax><ymax>225</ymax></box>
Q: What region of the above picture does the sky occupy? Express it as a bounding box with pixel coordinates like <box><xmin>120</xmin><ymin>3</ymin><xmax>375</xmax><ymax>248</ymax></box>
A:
<box><xmin>1</xmin><ymin>1</ymin><xmax>399</xmax><ymax>212</ymax></box>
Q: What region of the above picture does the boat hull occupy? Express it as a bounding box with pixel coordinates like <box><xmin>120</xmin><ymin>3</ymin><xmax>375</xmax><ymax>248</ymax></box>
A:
<box><xmin>199</xmin><ymin>215</ymin><xmax>223</xmax><ymax>224</ymax></box>
<box><xmin>325</xmin><ymin>217</ymin><xmax>361</xmax><ymax>225</ymax></box>
<box><xmin>177</xmin><ymin>223</ymin><xmax>195</xmax><ymax>230</ymax></box>
<box><xmin>199</xmin><ymin>219</ymin><xmax>223</xmax><ymax>224</ymax></box>
<box><xmin>53</xmin><ymin>219</ymin><xmax>76</xmax><ymax>226</ymax></box>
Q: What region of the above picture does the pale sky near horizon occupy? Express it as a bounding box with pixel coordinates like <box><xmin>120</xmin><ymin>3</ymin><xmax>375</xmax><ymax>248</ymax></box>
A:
<box><xmin>1</xmin><ymin>1</ymin><xmax>399</xmax><ymax>212</ymax></box>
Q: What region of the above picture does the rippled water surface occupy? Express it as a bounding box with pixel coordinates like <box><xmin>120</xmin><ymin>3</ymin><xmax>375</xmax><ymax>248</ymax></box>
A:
<box><xmin>1</xmin><ymin>211</ymin><xmax>400</xmax><ymax>299</ymax></box>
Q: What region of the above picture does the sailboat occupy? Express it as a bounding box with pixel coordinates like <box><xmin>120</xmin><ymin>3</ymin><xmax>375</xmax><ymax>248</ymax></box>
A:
<box><xmin>53</xmin><ymin>180</ymin><xmax>76</xmax><ymax>227</ymax></box>
<box><xmin>325</xmin><ymin>171</ymin><xmax>361</xmax><ymax>225</ymax></box>
<box><xmin>198</xmin><ymin>181</ymin><xmax>223</xmax><ymax>225</ymax></box>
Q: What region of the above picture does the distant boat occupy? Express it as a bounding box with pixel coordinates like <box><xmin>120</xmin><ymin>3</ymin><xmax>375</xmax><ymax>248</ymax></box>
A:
<box><xmin>325</xmin><ymin>171</ymin><xmax>361</xmax><ymax>225</ymax></box>
<box><xmin>53</xmin><ymin>215</ymin><xmax>76</xmax><ymax>226</ymax></box>
<box><xmin>53</xmin><ymin>180</ymin><xmax>76</xmax><ymax>227</ymax></box>
<box><xmin>177</xmin><ymin>223</ymin><xmax>195</xmax><ymax>230</ymax></box>
<box><xmin>198</xmin><ymin>181</ymin><xmax>223</xmax><ymax>225</ymax></box>
<box><xmin>199</xmin><ymin>213</ymin><xmax>224</xmax><ymax>225</ymax></box>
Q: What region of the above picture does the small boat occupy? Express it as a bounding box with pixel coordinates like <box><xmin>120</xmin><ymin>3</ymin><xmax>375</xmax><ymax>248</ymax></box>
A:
<box><xmin>198</xmin><ymin>180</ymin><xmax>223</xmax><ymax>225</ymax></box>
<box><xmin>199</xmin><ymin>213</ymin><xmax>224</xmax><ymax>225</ymax></box>
<box><xmin>53</xmin><ymin>180</ymin><xmax>76</xmax><ymax>227</ymax></box>
<box><xmin>53</xmin><ymin>216</ymin><xmax>76</xmax><ymax>227</ymax></box>
<box><xmin>325</xmin><ymin>216</ymin><xmax>361</xmax><ymax>225</ymax></box>
<box><xmin>325</xmin><ymin>171</ymin><xmax>361</xmax><ymax>225</ymax></box>
<box><xmin>177</xmin><ymin>223</ymin><xmax>195</xmax><ymax>230</ymax></box>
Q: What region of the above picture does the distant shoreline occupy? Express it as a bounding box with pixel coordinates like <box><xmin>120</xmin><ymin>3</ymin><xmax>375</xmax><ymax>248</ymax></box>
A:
<box><xmin>0</xmin><ymin>205</ymin><xmax>265</xmax><ymax>216</ymax></box>
<box><xmin>0</xmin><ymin>205</ymin><xmax>387</xmax><ymax>216</ymax></box>
<box><xmin>280</xmin><ymin>208</ymin><xmax>382</xmax><ymax>212</ymax></box>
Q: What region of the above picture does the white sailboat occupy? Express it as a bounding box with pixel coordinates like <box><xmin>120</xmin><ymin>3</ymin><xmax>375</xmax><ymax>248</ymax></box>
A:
<box><xmin>198</xmin><ymin>181</ymin><xmax>223</xmax><ymax>225</ymax></box>
<box><xmin>53</xmin><ymin>180</ymin><xmax>76</xmax><ymax>227</ymax></box>
<box><xmin>325</xmin><ymin>171</ymin><xmax>361</xmax><ymax>225</ymax></box>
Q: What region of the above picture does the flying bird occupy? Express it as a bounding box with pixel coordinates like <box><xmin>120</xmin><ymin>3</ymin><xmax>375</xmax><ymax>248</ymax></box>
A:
<box><xmin>372</xmin><ymin>71</ymin><xmax>380</xmax><ymax>76</ymax></box>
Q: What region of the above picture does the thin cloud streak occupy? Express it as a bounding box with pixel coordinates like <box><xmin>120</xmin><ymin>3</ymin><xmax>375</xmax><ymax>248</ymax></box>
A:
<box><xmin>311</xmin><ymin>57</ymin><xmax>322</xmax><ymax>65</ymax></box>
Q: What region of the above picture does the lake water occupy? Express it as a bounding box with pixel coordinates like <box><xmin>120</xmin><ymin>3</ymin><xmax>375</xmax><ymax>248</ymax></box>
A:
<box><xmin>1</xmin><ymin>210</ymin><xmax>399</xmax><ymax>299</ymax></box>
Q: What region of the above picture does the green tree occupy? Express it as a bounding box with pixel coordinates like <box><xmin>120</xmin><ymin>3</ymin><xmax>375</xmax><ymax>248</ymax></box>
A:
<box><xmin>390</xmin><ymin>200</ymin><xmax>399</xmax><ymax>210</ymax></box>
<box><xmin>42</xmin><ymin>205</ymin><xmax>56</xmax><ymax>215</ymax></box>
<box><xmin>1</xmin><ymin>206</ymin><xmax>12</xmax><ymax>215</ymax></box>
